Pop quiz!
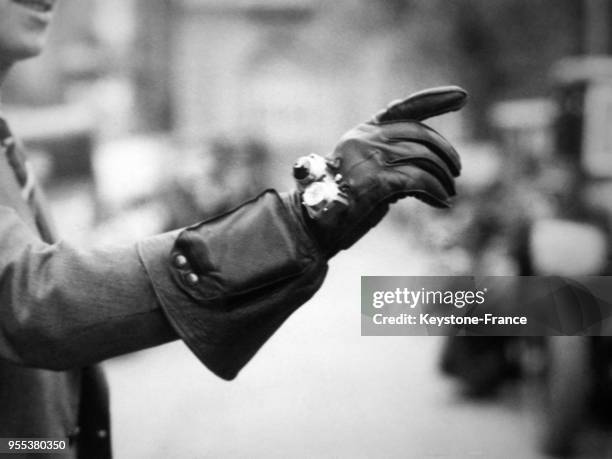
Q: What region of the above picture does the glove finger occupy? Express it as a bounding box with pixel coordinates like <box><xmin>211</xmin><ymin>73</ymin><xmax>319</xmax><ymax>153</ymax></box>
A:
<box><xmin>411</xmin><ymin>191</ymin><xmax>452</xmax><ymax>208</ymax></box>
<box><xmin>384</xmin><ymin>164</ymin><xmax>453</xmax><ymax>208</ymax></box>
<box><xmin>379</xmin><ymin>121</ymin><xmax>461</xmax><ymax>176</ymax></box>
<box><xmin>374</xmin><ymin>86</ymin><xmax>468</xmax><ymax>123</ymax></box>
<box><xmin>377</xmin><ymin>141</ymin><xmax>456</xmax><ymax>195</ymax></box>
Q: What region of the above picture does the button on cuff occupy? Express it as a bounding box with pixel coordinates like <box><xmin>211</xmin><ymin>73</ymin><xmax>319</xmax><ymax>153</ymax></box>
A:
<box><xmin>174</xmin><ymin>254</ymin><xmax>188</xmax><ymax>268</ymax></box>
<box><xmin>185</xmin><ymin>272</ymin><xmax>199</xmax><ymax>286</ymax></box>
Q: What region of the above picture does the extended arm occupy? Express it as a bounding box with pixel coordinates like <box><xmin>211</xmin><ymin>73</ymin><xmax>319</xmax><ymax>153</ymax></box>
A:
<box><xmin>0</xmin><ymin>191</ymin><xmax>325</xmax><ymax>379</ymax></box>
<box><xmin>0</xmin><ymin>86</ymin><xmax>465</xmax><ymax>380</ymax></box>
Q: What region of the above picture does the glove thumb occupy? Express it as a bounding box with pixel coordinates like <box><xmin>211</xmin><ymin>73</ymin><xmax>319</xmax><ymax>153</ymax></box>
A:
<box><xmin>373</xmin><ymin>86</ymin><xmax>468</xmax><ymax>124</ymax></box>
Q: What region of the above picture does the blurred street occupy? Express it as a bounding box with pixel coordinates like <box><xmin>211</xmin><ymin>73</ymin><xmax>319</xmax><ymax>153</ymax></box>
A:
<box><xmin>105</xmin><ymin>216</ymin><xmax>559</xmax><ymax>459</ymax></box>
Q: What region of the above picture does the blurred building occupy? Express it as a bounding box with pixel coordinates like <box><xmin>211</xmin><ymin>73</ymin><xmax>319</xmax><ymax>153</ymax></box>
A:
<box><xmin>0</xmin><ymin>0</ymin><xmax>598</xmax><ymax>238</ymax></box>
<box><xmin>4</xmin><ymin>0</ymin><xmax>470</xmax><ymax>196</ymax></box>
<box><xmin>5</xmin><ymin>0</ymin><xmax>596</xmax><ymax>143</ymax></box>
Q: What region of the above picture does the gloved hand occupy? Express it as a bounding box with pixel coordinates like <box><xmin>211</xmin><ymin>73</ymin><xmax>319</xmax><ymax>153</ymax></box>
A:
<box><xmin>301</xmin><ymin>86</ymin><xmax>468</xmax><ymax>258</ymax></box>
<box><xmin>163</xmin><ymin>86</ymin><xmax>466</xmax><ymax>379</ymax></box>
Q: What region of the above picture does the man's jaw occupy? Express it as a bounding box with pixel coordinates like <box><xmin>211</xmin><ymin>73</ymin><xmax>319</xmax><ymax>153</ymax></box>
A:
<box><xmin>0</xmin><ymin>61</ymin><xmax>12</xmax><ymax>88</ymax></box>
<box><xmin>10</xmin><ymin>0</ymin><xmax>55</xmax><ymax>14</ymax></box>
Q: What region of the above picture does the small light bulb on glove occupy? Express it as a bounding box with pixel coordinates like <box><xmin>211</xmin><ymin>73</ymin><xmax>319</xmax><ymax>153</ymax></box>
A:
<box><xmin>292</xmin><ymin>153</ymin><xmax>349</xmax><ymax>220</ymax></box>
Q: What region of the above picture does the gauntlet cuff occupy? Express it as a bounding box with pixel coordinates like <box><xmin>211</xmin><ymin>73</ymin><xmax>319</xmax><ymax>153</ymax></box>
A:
<box><xmin>138</xmin><ymin>190</ymin><xmax>327</xmax><ymax>380</ymax></box>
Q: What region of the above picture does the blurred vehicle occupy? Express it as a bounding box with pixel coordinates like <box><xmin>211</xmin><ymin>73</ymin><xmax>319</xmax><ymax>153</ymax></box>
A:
<box><xmin>531</xmin><ymin>218</ymin><xmax>608</xmax><ymax>457</ymax></box>
<box><xmin>536</xmin><ymin>57</ymin><xmax>612</xmax><ymax>458</ymax></box>
<box><xmin>439</xmin><ymin>100</ymin><xmax>548</xmax><ymax>398</ymax></box>
<box><xmin>441</xmin><ymin>56</ymin><xmax>612</xmax><ymax>457</ymax></box>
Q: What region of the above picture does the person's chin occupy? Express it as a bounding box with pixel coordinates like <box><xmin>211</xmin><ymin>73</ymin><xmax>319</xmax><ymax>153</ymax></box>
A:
<box><xmin>2</xmin><ymin>38</ymin><xmax>46</xmax><ymax>63</ymax></box>
<box><xmin>18</xmin><ymin>42</ymin><xmax>45</xmax><ymax>59</ymax></box>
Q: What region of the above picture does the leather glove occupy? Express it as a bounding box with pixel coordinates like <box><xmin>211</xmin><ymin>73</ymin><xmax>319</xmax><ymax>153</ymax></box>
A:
<box><xmin>154</xmin><ymin>87</ymin><xmax>465</xmax><ymax>380</ymax></box>
<box><xmin>304</xmin><ymin>86</ymin><xmax>468</xmax><ymax>258</ymax></box>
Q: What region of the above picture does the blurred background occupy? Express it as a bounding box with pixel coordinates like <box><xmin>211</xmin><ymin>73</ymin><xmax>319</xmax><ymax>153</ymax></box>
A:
<box><xmin>5</xmin><ymin>0</ymin><xmax>612</xmax><ymax>457</ymax></box>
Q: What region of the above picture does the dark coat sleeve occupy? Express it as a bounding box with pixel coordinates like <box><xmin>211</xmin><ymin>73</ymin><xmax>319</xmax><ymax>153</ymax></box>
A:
<box><xmin>0</xmin><ymin>190</ymin><xmax>328</xmax><ymax>379</ymax></box>
<box><xmin>0</xmin><ymin>205</ymin><xmax>177</xmax><ymax>370</ymax></box>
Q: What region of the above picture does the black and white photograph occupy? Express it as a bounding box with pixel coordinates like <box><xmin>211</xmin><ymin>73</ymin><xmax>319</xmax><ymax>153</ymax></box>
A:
<box><xmin>1</xmin><ymin>0</ymin><xmax>612</xmax><ymax>458</ymax></box>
